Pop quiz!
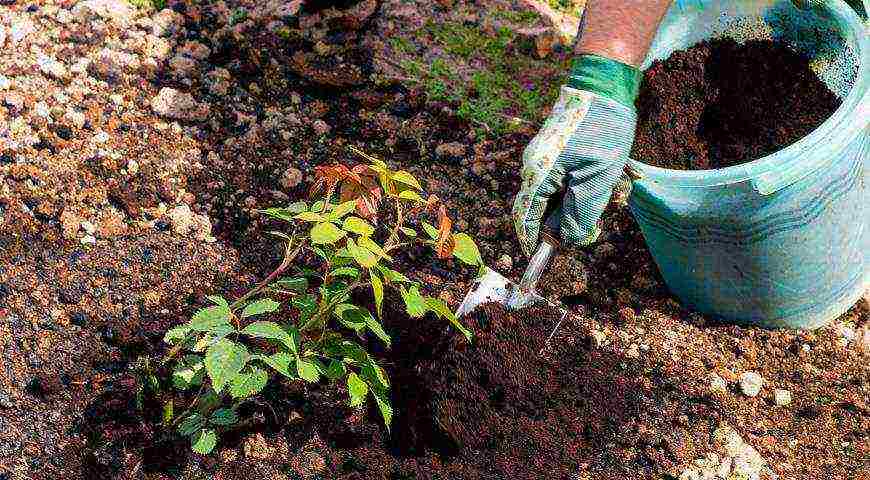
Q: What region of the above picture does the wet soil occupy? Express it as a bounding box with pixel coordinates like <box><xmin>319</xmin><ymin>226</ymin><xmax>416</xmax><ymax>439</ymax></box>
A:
<box><xmin>631</xmin><ymin>38</ymin><xmax>843</xmax><ymax>170</ymax></box>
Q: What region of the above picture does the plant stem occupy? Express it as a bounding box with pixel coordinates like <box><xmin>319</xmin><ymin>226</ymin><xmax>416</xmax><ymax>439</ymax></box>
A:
<box><xmin>230</xmin><ymin>239</ymin><xmax>307</xmax><ymax>310</ymax></box>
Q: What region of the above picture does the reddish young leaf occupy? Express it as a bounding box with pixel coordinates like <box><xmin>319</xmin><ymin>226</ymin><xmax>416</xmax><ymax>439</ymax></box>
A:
<box><xmin>435</xmin><ymin>205</ymin><xmax>455</xmax><ymax>259</ymax></box>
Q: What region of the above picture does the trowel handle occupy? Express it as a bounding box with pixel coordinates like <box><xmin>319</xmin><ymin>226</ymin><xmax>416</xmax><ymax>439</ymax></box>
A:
<box><xmin>539</xmin><ymin>210</ymin><xmax>562</xmax><ymax>249</ymax></box>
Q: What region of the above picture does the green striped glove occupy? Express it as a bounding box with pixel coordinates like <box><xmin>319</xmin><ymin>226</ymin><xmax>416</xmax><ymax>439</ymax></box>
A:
<box><xmin>513</xmin><ymin>55</ymin><xmax>642</xmax><ymax>256</ymax></box>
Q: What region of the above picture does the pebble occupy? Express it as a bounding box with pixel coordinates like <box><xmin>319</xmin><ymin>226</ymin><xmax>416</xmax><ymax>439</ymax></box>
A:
<box><xmin>774</xmin><ymin>388</ymin><xmax>792</xmax><ymax>406</ymax></box>
<box><xmin>151</xmin><ymin>87</ymin><xmax>209</xmax><ymax>122</ymax></box>
<box><xmin>63</xmin><ymin>109</ymin><xmax>86</xmax><ymax>129</ymax></box>
<box><xmin>72</xmin><ymin>0</ymin><xmax>135</xmax><ymax>26</ymax></box>
<box><xmin>38</xmin><ymin>55</ymin><xmax>70</xmax><ymax>81</ymax></box>
<box><xmin>312</xmin><ymin>119</ymin><xmax>331</xmax><ymax>135</ymax></box>
<box><xmin>167</xmin><ymin>204</ymin><xmax>212</xmax><ymax>240</ymax></box>
<box><xmin>709</xmin><ymin>373</ymin><xmax>728</xmax><ymax>394</ymax></box>
<box><xmin>739</xmin><ymin>371</ymin><xmax>763</xmax><ymax>397</ymax></box>
<box><xmin>0</xmin><ymin>75</ymin><xmax>10</xmax><ymax>90</ymax></box>
<box><xmin>589</xmin><ymin>329</ymin><xmax>607</xmax><ymax>348</ymax></box>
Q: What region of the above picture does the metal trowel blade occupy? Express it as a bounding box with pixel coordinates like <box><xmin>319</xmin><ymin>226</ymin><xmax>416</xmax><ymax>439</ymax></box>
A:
<box><xmin>455</xmin><ymin>267</ymin><xmax>548</xmax><ymax>318</ymax></box>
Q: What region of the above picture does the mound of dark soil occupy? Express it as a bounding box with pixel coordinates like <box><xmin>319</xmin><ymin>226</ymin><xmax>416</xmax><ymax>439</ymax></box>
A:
<box><xmin>631</xmin><ymin>38</ymin><xmax>842</xmax><ymax>170</ymax></box>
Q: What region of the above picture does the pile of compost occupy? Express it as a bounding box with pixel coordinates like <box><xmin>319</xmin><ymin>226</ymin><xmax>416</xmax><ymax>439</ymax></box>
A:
<box><xmin>631</xmin><ymin>38</ymin><xmax>842</xmax><ymax>170</ymax></box>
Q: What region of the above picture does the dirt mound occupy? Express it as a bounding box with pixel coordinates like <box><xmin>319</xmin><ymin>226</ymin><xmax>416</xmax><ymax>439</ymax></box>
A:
<box><xmin>632</xmin><ymin>38</ymin><xmax>842</xmax><ymax>170</ymax></box>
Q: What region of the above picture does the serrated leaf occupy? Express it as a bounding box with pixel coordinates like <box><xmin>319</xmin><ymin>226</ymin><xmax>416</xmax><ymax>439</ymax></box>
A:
<box><xmin>372</xmin><ymin>389</ymin><xmax>393</xmax><ymax>429</ymax></box>
<box><xmin>229</xmin><ymin>365</ymin><xmax>268</xmax><ymax>399</ymax></box>
<box><xmin>310</xmin><ymin>200</ymin><xmax>326</xmax><ymax>212</ymax></box>
<box><xmin>347</xmin><ymin>372</ymin><xmax>368</xmax><ymax>407</ymax></box>
<box><xmin>400</xmin><ymin>227</ymin><xmax>417</xmax><ymax>238</ymax></box>
<box><xmin>329</xmin><ymin>267</ymin><xmax>360</xmax><ymax>279</ymax></box>
<box><xmin>400</xmin><ymin>285</ymin><xmax>427</xmax><ymax>318</ymax></box>
<box><xmin>324</xmin><ymin>360</ymin><xmax>347</xmax><ymax>380</ymax></box>
<box><xmin>327</xmin><ymin>201</ymin><xmax>358</xmax><ymax>221</ymax></box>
<box><xmin>204</xmin><ymin>339</ymin><xmax>248</xmax><ymax>394</ymax></box>
<box><xmin>342</xmin><ymin>216</ymin><xmax>375</xmax><ymax>236</ymax></box>
<box><xmin>426</xmin><ymin>297</ymin><xmax>473</xmax><ymax>342</ymax></box>
<box><xmin>310</xmin><ymin>222</ymin><xmax>347</xmax><ymax>245</ymax></box>
<box><xmin>296</xmin><ymin>359</ymin><xmax>320</xmax><ymax>383</ymax></box>
<box><xmin>164</xmin><ymin>325</ymin><xmax>191</xmax><ymax>345</ymax></box>
<box><xmin>253</xmin><ymin>352</ymin><xmax>295</xmax><ymax>378</ymax></box>
<box><xmin>358</xmin><ymin>236</ymin><xmax>392</xmax><ymax>262</ymax></box>
<box><xmin>293</xmin><ymin>294</ymin><xmax>318</xmax><ymax>325</ymax></box>
<box><xmin>241</xmin><ymin>298</ymin><xmax>281</xmax><ymax>318</ymax></box>
<box><xmin>210</xmin><ymin>408</ymin><xmax>238</xmax><ymax>426</ymax></box>
<box><xmin>452</xmin><ymin>233</ymin><xmax>482</xmax><ymax>266</ymax></box>
<box><xmin>346</xmin><ymin>238</ymin><xmax>378</xmax><ymax>268</ymax></box>
<box><xmin>172</xmin><ymin>355</ymin><xmax>205</xmax><ymax>390</ymax></box>
<box><xmin>261</xmin><ymin>202</ymin><xmax>307</xmax><ymax>221</ymax></box>
<box><xmin>391</xmin><ymin>170</ymin><xmax>422</xmax><ymax>191</ymax></box>
<box><xmin>190</xmin><ymin>305</ymin><xmax>231</xmax><ymax>332</ymax></box>
<box><xmin>191</xmin><ymin>325</ymin><xmax>234</xmax><ymax>352</ymax></box>
<box><xmin>178</xmin><ymin>413</ymin><xmax>205</xmax><ymax>436</ymax></box>
<box><xmin>398</xmin><ymin>190</ymin><xmax>424</xmax><ymax>202</ymax></box>
<box><xmin>335</xmin><ymin>303</ymin><xmax>366</xmax><ymax>333</ymax></box>
<box><xmin>191</xmin><ymin>429</ymin><xmax>217</xmax><ymax>455</ymax></box>
<box><xmin>364</xmin><ymin>311</ymin><xmax>391</xmax><ymax>348</ymax></box>
<box><xmin>206</xmin><ymin>295</ymin><xmax>229</xmax><ymax>308</ymax></box>
<box><xmin>273</xmin><ymin>277</ymin><xmax>308</xmax><ymax>293</ymax></box>
<box><xmin>421</xmin><ymin>221</ymin><xmax>439</xmax><ymax>240</ymax></box>
<box><xmin>241</xmin><ymin>321</ymin><xmax>291</xmax><ymax>346</ymax></box>
<box><xmin>362</xmin><ymin>361</ymin><xmax>390</xmax><ymax>390</ymax></box>
<box><xmin>294</xmin><ymin>211</ymin><xmax>326</xmax><ymax>222</ymax></box>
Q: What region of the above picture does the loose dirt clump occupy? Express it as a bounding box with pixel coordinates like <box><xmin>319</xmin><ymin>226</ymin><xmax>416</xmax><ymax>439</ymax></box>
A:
<box><xmin>631</xmin><ymin>38</ymin><xmax>842</xmax><ymax>170</ymax></box>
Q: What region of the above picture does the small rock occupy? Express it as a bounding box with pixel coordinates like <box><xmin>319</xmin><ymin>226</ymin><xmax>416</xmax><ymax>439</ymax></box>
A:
<box><xmin>280</xmin><ymin>167</ymin><xmax>303</xmax><ymax>189</ymax></box>
<box><xmin>151</xmin><ymin>8</ymin><xmax>184</xmax><ymax>37</ymax></box>
<box><xmin>179</xmin><ymin>40</ymin><xmax>211</xmax><ymax>60</ymax></box>
<box><xmin>38</xmin><ymin>55</ymin><xmax>70</xmax><ymax>81</ymax></box>
<box><xmin>678</xmin><ymin>468</ymin><xmax>701</xmax><ymax>480</ymax></box>
<box><xmin>0</xmin><ymin>74</ymin><xmax>10</xmax><ymax>90</ymax></box>
<box><xmin>89</xmin><ymin>48</ymin><xmax>141</xmax><ymax>80</ymax></box>
<box><xmin>59</xmin><ymin>210</ymin><xmax>81</xmax><ymax>239</ymax></box>
<box><xmin>739</xmin><ymin>371</ymin><xmax>764</xmax><ymax>397</ymax></box>
<box><xmin>625</xmin><ymin>344</ymin><xmax>641</xmax><ymax>359</ymax></box>
<box><xmin>854</xmin><ymin>324</ymin><xmax>870</xmax><ymax>355</ymax></box>
<box><xmin>72</xmin><ymin>0</ymin><xmax>135</xmax><ymax>26</ymax></box>
<box><xmin>64</xmin><ymin>109</ymin><xmax>86</xmax><ymax>128</ymax></box>
<box><xmin>151</xmin><ymin>87</ymin><xmax>209</xmax><ymax>122</ymax></box>
<box><xmin>589</xmin><ymin>329</ymin><xmax>607</xmax><ymax>348</ymax></box>
<box><xmin>168</xmin><ymin>54</ymin><xmax>198</xmax><ymax>79</ymax></box>
<box><xmin>167</xmin><ymin>204</ymin><xmax>212</xmax><ymax>240</ymax></box>
<box><xmin>495</xmin><ymin>254</ymin><xmax>513</xmax><ymax>271</ymax></box>
<box><xmin>80</xmin><ymin>220</ymin><xmax>97</xmax><ymax>235</ymax></box>
<box><xmin>774</xmin><ymin>388</ymin><xmax>792</xmax><ymax>406</ymax></box>
<box><xmin>709</xmin><ymin>373</ymin><xmax>728</xmax><ymax>394</ymax></box>
<box><xmin>9</xmin><ymin>16</ymin><xmax>36</xmax><ymax>45</ymax></box>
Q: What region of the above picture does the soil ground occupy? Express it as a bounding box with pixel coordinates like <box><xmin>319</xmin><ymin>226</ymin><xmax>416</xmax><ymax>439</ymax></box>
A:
<box><xmin>631</xmin><ymin>39</ymin><xmax>842</xmax><ymax>170</ymax></box>
<box><xmin>0</xmin><ymin>1</ymin><xmax>867</xmax><ymax>480</ymax></box>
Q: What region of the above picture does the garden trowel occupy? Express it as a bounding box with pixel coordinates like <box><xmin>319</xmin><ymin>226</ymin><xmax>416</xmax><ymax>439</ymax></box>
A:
<box><xmin>456</xmin><ymin>212</ymin><xmax>566</xmax><ymax>318</ymax></box>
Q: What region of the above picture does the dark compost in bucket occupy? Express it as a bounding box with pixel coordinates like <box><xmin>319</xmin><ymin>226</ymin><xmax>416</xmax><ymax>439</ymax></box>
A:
<box><xmin>631</xmin><ymin>38</ymin><xmax>843</xmax><ymax>170</ymax></box>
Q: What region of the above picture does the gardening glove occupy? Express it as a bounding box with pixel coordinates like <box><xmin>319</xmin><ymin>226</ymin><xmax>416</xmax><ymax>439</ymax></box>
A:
<box><xmin>513</xmin><ymin>55</ymin><xmax>642</xmax><ymax>256</ymax></box>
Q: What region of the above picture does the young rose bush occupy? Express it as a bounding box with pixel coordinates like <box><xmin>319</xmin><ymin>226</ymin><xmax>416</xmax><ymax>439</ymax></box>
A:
<box><xmin>159</xmin><ymin>148</ymin><xmax>481</xmax><ymax>454</ymax></box>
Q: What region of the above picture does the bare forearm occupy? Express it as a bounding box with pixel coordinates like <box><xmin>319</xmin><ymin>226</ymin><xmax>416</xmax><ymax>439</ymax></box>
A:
<box><xmin>574</xmin><ymin>0</ymin><xmax>672</xmax><ymax>67</ymax></box>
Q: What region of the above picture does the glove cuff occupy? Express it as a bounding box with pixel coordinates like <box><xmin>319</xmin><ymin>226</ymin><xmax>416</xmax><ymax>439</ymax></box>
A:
<box><xmin>567</xmin><ymin>54</ymin><xmax>643</xmax><ymax>109</ymax></box>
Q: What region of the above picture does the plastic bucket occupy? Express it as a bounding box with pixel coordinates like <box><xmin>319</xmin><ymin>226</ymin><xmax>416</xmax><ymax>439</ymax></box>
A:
<box><xmin>627</xmin><ymin>0</ymin><xmax>869</xmax><ymax>329</ymax></box>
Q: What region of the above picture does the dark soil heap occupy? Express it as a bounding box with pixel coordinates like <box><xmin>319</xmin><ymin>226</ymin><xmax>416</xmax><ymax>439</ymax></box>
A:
<box><xmin>631</xmin><ymin>38</ymin><xmax>842</xmax><ymax>170</ymax></box>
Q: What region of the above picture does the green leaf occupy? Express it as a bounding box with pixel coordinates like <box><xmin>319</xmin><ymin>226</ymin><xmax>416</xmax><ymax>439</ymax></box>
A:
<box><xmin>372</xmin><ymin>389</ymin><xmax>393</xmax><ymax>429</ymax></box>
<box><xmin>172</xmin><ymin>355</ymin><xmax>205</xmax><ymax>390</ymax></box>
<box><xmin>190</xmin><ymin>305</ymin><xmax>231</xmax><ymax>332</ymax></box>
<box><xmin>347</xmin><ymin>372</ymin><xmax>368</xmax><ymax>407</ymax></box>
<box><xmin>330</xmin><ymin>267</ymin><xmax>360</xmax><ymax>279</ymax></box>
<box><xmin>294</xmin><ymin>211</ymin><xmax>326</xmax><ymax>222</ymax></box>
<box><xmin>310</xmin><ymin>200</ymin><xmax>325</xmax><ymax>212</ymax></box>
<box><xmin>358</xmin><ymin>236</ymin><xmax>392</xmax><ymax>261</ymax></box>
<box><xmin>162</xmin><ymin>400</ymin><xmax>174</xmax><ymax>425</ymax></box>
<box><xmin>370</xmin><ymin>271</ymin><xmax>384</xmax><ymax>319</ymax></box>
<box><xmin>347</xmin><ymin>238</ymin><xmax>378</xmax><ymax>268</ymax></box>
<box><xmin>400</xmin><ymin>286</ymin><xmax>427</xmax><ymax>318</ymax></box>
<box><xmin>310</xmin><ymin>222</ymin><xmax>347</xmax><ymax>245</ymax></box>
<box><xmin>426</xmin><ymin>297</ymin><xmax>473</xmax><ymax>342</ymax></box>
<box><xmin>377</xmin><ymin>265</ymin><xmax>410</xmax><ymax>284</ymax></box>
<box><xmin>273</xmin><ymin>277</ymin><xmax>309</xmax><ymax>293</ymax></box>
<box><xmin>398</xmin><ymin>190</ymin><xmax>424</xmax><ymax>202</ymax></box>
<box><xmin>400</xmin><ymin>227</ymin><xmax>417</xmax><ymax>238</ymax></box>
<box><xmin>296</xmin><ymin>359</ymin><xmax>320</xmax><ymax>383</ymax></box>
<box><xmin>421</xmin><ymin>221</ymin><xmax>439</xmax><ymax>240</ymax></box>
<box><xmin>391</xmin><ymin>170</ymin><xmax>422</xmax><ymax>191</ymax></box>
<box><xmin>342</xmin><ymin>216</ymin><xmax>375</xmax><ymax>236</ymax></box>
<box><xmin>229</xmin><ymin>365</ymin><xmax>269</xmax><ymax>399</ymax></box>
<box><xmin>241</xmin><ymin>298</ymin><xmax>280</xmax><ymax>318</ymax></box>
<box><xmin>362</xmin><ymin>361</ymin><xmax>390</xmax><ymax>390</ymax></box>
<box><xmin>164</xmin><ymin>325</ymin><xmax>191</xmax><ymax>345</ymax></box>
<box><xmin>293</xmin><ymin>294</ymin><xmax>318</xmax><ymax>324</ymax></box>
<box><xmin>178</xmin><ymin>413</ymin><xmax>205</xmax><ymax>436</ymax></box>
<box><xmin>204</xmin><ymin>339</ymin><xmax>248</xmax><ymax>394</ymax></box>
<box><xmin>206</xmin><ymin>295</ymin><xmax>229</xmax><ymax>308</ymax></box>
<box><xmin>261</xmin><ymin>202</ymin><xmax>307</xmax><ymax>221</ymax></box>
<box><xmin>191</xmin><ymin>325</ymin><xmax>234</xmax><ymax>352</ymax></box>
<box><xmin>254</xmin><ymin>352</ymin><xmax>296</xmax><ymax>378</ymax></box>
<box><xmin>452</xmin><ymin>233</ymin><xmax>482</xmax><ymax>266</ymax></box>
<box><xmin>241</xmin><ymin>321</ymin><xmax>292</xmax><ymax>348</ymax></box>
<box><xmin>191</xmin><ymin>429</ymin><xmax>217</xmax><ymax>455</ymax></box>
<box><xmin>324</xmin><ymin>360</ymin><xmax>347</xmax><ymax>380</ymax></box>
<box><xmin>335</xmin><ymin>303</ymin><xmax>366</xmax><ymax>333</ymax></box>
<box><xmin>210</xmin><ymin>408</ymin><xmax>238</xmax><ymax>426</ymax></box>
<box><xmin>364</xmin><ymin>311</ymin><xmax>391</xmax><ymax>348</ymax></box>
<box><xmin>327</xmin><ymin>201</ymin><xmax>358</xmax><ymax>221</ymax></box>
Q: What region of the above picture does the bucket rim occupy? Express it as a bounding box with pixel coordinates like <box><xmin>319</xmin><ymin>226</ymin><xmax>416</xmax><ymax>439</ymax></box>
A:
<box><xmin>628</xmin><ymin>0</ymin><xmax>870</xmax><ymax>189</ymax></box>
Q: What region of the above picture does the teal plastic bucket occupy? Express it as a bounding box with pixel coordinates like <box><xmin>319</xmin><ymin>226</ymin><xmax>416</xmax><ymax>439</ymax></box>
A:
<box><xmin>627</xmin><ymin>0</ymin><xmax>869</xmax><ymax>329</ymax></box>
